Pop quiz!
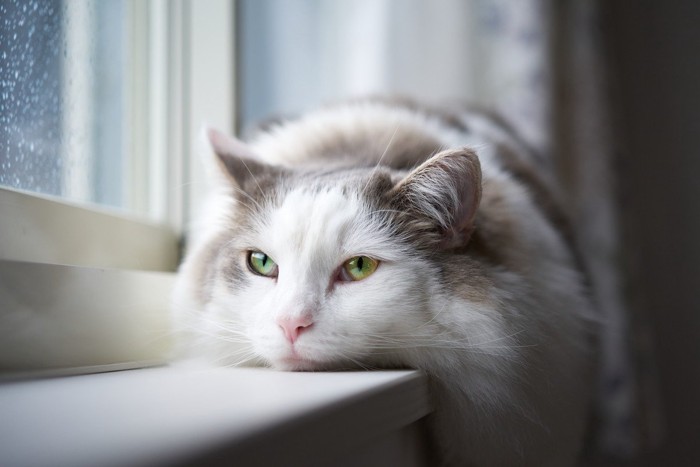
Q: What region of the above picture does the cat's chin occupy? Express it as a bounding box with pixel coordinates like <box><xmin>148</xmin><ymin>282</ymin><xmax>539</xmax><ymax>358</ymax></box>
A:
<box><xmin>270</xmin><ymin>351</ymin><xmax>355</xmax><ymax>372</ymax></box>
<box><xmin>273</xmin><ymin>355</ymin><xmax>326</xmax><ymax>372</ymax></box>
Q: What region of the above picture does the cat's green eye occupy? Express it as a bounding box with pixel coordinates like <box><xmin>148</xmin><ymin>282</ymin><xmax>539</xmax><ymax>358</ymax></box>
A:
<box><xmin>342</xmin><ymin>256</ymin><xmax>379</xmax><ymax>281</ymax></box>
<box><xmin>248</xmin><ymin>251</ymin><xmax>278</xmax><ymax>277</ymax></box>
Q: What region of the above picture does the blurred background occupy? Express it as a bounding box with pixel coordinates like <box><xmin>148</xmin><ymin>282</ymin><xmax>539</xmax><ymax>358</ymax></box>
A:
<box><xmin>603</xmin><ymin>3</ymin><xmax>700</xmax><ymax>466</ymax></box>
<box><xmin>1</xmin><ymin>1</ymin><xmax>699</xmax><ymax>465</ymax></box>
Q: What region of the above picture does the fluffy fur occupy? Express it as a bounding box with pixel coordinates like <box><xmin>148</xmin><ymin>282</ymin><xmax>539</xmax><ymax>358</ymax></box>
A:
<box><xmin>172</xmin><ymin>98</ymin><xmax>598</xmax><ymax>466</ymax></box>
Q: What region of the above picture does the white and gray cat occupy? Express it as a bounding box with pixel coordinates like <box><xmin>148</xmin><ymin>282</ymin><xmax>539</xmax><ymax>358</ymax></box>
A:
<box><xmin>173</xmin><ymin>98</ymin><xmax>598</xmax><ymax>466</ymax></box>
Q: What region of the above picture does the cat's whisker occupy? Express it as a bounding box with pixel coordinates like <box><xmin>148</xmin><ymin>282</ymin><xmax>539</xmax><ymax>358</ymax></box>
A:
<box><xmin>221</xmin><ymin>354</ymin><xmax>258</xmax><ymax>368</ymax></box>
<box><xmin>204</xmin><ymin>345</ymin><xmax>258</xmax><ymax>367</ymax></box>
<box><xmin>409</xmin><ymin>301</ymin><xmax>450</xmax><ymax>333</ymax></box>
<box><xmin>330</xmin><ymin>350</ymin><xmax>383</xmax><ymax>371</ymax></box>
<box><xmin>191</xmin><ymin>330</ymin><xmax>245</xmax><ymax>346</ymax></box>
<box><xmin>466</xmin><ymin>328</ymin><xmax>528</xmax><ymax>346</ymax></box>
<box><xmin>187</xmin><ymin>322</ymin><xmax>250</xmax><ymax>344</ymax></box>
<box><xmin>362</xmin><ymin>125</ymin><xmax>398</xmax><ymax>195</ymax></box>
<box><xmin>229</xmin><ymin>185</ymin><xmax>264</xmax><ymax>212</ymax></box>
<box><xmin>180</xmin><ymin>313</ymin><xmax>248</xmax><ymax>337</ymax></box>
<box><xmin>237</xmin><ymin>157</ymin><xmax>265</xmax><ymax>199</ymax></box>
<box><xmin>197</xmin><ymin>317</ymin><xmax>248</xmax><ymax>336</ymax></box>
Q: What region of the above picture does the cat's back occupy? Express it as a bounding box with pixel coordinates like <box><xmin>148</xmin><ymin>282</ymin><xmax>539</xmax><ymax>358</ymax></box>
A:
<box><xmin>246</xmin><ymin>98</ymin><xmax>539</xmax><ymax>179</ymax></box>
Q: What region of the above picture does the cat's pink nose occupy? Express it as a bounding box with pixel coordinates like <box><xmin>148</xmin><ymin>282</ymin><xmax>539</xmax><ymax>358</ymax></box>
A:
<box><xmin>277</xmin><ymin>315</ymin><xmax>313</xmax><ymax>344</ymax></box>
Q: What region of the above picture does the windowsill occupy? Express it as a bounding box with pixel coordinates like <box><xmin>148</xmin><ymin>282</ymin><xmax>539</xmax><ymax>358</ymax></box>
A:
<box><xmin>0</xmin><ymin>364</ymin><xmax>431</xmax><ymax>466</ymax></box>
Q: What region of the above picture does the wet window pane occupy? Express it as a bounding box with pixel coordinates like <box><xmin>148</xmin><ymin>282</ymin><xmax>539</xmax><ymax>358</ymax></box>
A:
<box><xmin>1</xmin><ymin>0</ymin><xmax>129</xmax><ymax>211</ymax></box>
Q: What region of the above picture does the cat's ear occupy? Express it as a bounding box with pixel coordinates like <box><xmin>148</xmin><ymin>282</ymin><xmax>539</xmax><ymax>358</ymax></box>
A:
<box><xmin>392</xmin><ymin>148</ymin><xmax>482</xmax><ymax>249</ymax></box>
<box><xmin>205</xmin><ymin>127</ymin><xmax>277</xmax><ymax>192</ymax></box>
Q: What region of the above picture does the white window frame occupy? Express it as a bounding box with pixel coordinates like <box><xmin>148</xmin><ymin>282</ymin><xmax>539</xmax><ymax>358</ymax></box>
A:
<box><xmin>0</xmin><ymin>0</ymin><xmax>235</xmax><ymax>377</ymax></box>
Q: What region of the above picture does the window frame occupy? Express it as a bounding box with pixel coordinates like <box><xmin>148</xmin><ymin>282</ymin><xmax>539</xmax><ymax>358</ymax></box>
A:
<box><xmin>0</xmin><ymin>0</ymin><xmax>236</xmax><ymax>377</ymax></box>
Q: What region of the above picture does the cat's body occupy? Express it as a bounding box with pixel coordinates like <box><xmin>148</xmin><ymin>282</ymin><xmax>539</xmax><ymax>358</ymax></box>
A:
<box><xmin>173</xmin><ymin>98</ymin><xmax>598</xmax><ymax>466</ymax></box>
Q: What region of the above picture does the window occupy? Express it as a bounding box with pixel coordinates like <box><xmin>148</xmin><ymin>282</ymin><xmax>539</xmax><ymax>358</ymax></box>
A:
<box><xmin>0</xmin><ymin>0</ymin><xmax>235</xmax><ymax>377</ymax></box>
<box><xmin>2</xmin><ymin>0</ymin><xmax>159</xmax><ymax>217</ymax></box>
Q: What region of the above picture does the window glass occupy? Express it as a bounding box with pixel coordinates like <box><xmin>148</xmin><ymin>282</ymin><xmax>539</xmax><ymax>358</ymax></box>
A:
<box><xmin>1</xmin><ymin>0</ymin><xmax>64</xmax><ymax>196</ymax></box>
<box><xmin>0</xmin><ymin>0</ymin><xmax>151</xmax><ymax>216</ymax></box>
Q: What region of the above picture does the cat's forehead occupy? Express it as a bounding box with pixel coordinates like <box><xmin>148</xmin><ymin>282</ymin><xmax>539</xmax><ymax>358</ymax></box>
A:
<box><xmin>265</xmin><ymin>186</ymin><xmax>363</xmax><ymax>255</ymax></box>
<box><xmin>251</xmin><ymin>179</ymin><xmax>402</xmax><ymax>267</ymax></box>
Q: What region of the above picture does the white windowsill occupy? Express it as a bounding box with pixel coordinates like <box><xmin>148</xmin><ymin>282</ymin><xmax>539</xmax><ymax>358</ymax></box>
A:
<box><xmin>0</xmin><ymin>364</ymin><xmax>431</xmax><ymax>467</ymax></box>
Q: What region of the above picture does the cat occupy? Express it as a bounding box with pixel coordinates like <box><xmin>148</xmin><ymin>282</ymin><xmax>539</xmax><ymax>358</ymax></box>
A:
<box><xmin>172</xmin><ymin>97</ymin><xmax>598</xmax><ymax>466</ymax></box>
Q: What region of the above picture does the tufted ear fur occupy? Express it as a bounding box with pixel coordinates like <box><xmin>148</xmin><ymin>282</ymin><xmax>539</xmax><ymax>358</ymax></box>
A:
<box><xmin>206</xmin><ymin>127</ymin><xmax>282</xmax><ymax>195</ymax></box>
<box><xmin>391</xmin><ymin>148</ymin><xmax>482</xmax><ymax>249</ymax></box>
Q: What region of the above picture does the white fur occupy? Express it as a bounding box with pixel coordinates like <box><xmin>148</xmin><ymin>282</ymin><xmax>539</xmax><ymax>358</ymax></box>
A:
<box><xmin>213</xmin><ymin>186</ymin><xmax>429</xmax><ymax>370</ymax></box>
<box><xmin>173</xmin><ymin>100</ymin><xmax>597</xmax><ymax>466</ymax></box>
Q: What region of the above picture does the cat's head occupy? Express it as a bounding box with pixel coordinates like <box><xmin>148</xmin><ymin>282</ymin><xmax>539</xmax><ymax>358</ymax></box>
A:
<box><xmin>181</xmin><ymin>128</ymin><xmax>481</xmax><ymax>371</ymax></box>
